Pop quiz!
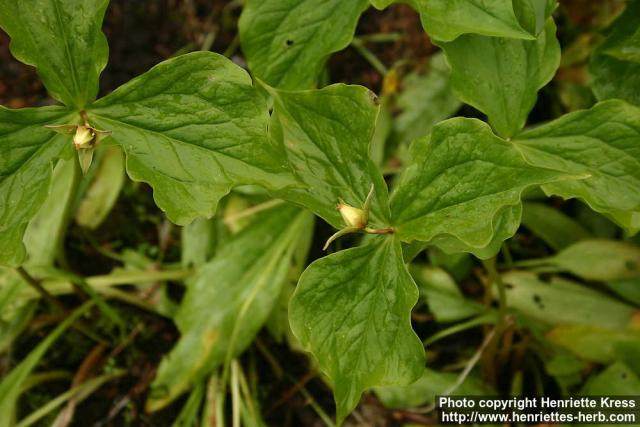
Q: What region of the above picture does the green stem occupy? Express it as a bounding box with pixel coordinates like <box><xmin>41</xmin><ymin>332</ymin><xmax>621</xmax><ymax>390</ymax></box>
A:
<box><xmin>350</xmin><ymin>38</ymin><xmax>388</xmax><ymax>75</ymax></box>
<box><xmin>423</xmin><ymin>311</ymin><xmax>497</xmax><ymax>347</ymax></box>
<box><xmin>482</xmin><ymin>257</ymin><xmax>507</xmax><ymax>330</ymax></box>
<box><xmin>16</xmin><ymin>371</ymin><xmax>123</xmax><ymax>427</ymax></box>
<box><xmin>481</xmin><ymin>256</ymin><xmax>508</xmax><ymax>383</ymax></box>
<box><xmin>355</xmin><ymin>33</ymin><xmax>402</xmax><ymax>43</ymax></box>
<box><xmin>20</xmin><ymin>269</ymin><xmax>191</xmax><ymax>299</ymax></box>
<box><xmin>16</xmin><ymin>266</ymin><xmax>66</xmax><ymax>313</ymax></box>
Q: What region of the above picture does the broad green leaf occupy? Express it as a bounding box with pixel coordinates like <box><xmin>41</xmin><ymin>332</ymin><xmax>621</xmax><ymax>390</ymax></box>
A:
<box><xmin>502</xmin><ymin>272</ymin><xmax>637</xmax><ymax>330</ymax></box>
<box><xmin>547</xmin><ymin>325</ymin><xmax>640</xmax><ymax>364</ymax></box>
<box><xmin>181</xmin><ymin>217</ymin><xmax>217</xmax><ymax>268</ymax></box>
<box><xmin>0</xmin><ymin>106</ymin><xmax>73</xmax><ymax>267</ymax></box>
<box><xmin>23</xmin><ymin>158</ymin><xmax>78</xmax><ymax>266</ymax></box>
<box><xmin>521</xmin><ymin>202</ymin><xmax>593</xmax><ymax>250</ymax></box>
<box><xmin>269</xmin><ymin>84</ymin><xmax>390</xmax><ymax>229</ymax></box>
<box><xmin>513</xmin><ymin>100</ymin><xmax>640</xmax><ymax>233</ymax></box>
<box><xmin>513</xmin><ymin>0</ymin><xmax>557</xmax><ymax>36</ymax></box>
<box><xmin>1</xmin><ymin>159</ymin><xmax>77</xmax><ymax>350</ymax></box>
<box><xmin>614</xmin><ymin>341</ymin><xmax>640</xmax><ymax>376</ymax></box>
<box><xmin>545</xmin><ymin>353</ymin><xmax>586</xmax><ymax>378</ymax></box>
<box><xmin>289</xmin><ymin>237</ymin><xmax>424</xmax><ymax>423</ymax></box>
<box><xmin>428</xmin><ymin>248</ymin><xmax>474</xmax><ymax>282</ymax></box>
<box><xmin>520</xmin><ymin>240</ymin><xmax>640</xmax><ymax>282</ymax></box>
<box><xmin>438</xmin><ymin>19</ymin><xmax>560</xmax><ymax>138</ymax></box>
<box><xmin>411</xmin><ymin>266</ymin><xmax>483</xmax><ymax>323</ymax></box>
<box><xmin>239</xmin><ymin>0</ymin><xmax>369</xmax><ymax>90</ymax></box>
<box><xmin>589</xmin><ymin>0</ymin><xmax>640</xmax><ymax>106</ymax></box>
<box><xmin>0</xmin><ymin>0</ymin><xmax>109</xmax><ymax>108</ymax></box>
<box><xmin>607</xmin><ymin>278</ymin><xmax>640</xmax><ymax>306</ymax></box>
<box><xmin>88</xmin><ymin>52</ymin><xmax>296</xmax><ymax>225</ymax></box>
<box><xmin>375</xmin><ymin>368</ymin><xmax>493</xmax><ymax>409</ymax></box>
<box><xmin>75</xmin><ymin>146</ymin><xmax>125</xmax><ymax>230</ymax></box>
<box><xmin>0</xmin><ymin>303</ymin><xmax>92</xmax><ymax>427</ymax></box>
<box><xmin>582</xmin><ymin>362</ymin><xmax>640</xmax><ymax>395</ymax></box>
<box><xmin>428</xmin><ymin>204</ymin><xmax>524</xmax><ymax>259</ymax></box>
<box><xmin>395</xmin><ymin>53</ymin><xmax>462</xmax><ymax>145</ymax></box>
<box><xmin>407</xmin><ymin>0</ymin><xmax>534</xmax><ymax>42</ymax></box>
<box><xmin>148</xmin><ymin>205</ymin><xmax>313</xmax><ymax>411</ymax></box>
<box><xmin>577</xmin><ymin>203</ymin><xmax>620</xmax><ymax>239</ymax></box>
<box><xmin>389</xmin><ymin>118</ymin><xmax>574</xmax><ymax>258</ymax></box>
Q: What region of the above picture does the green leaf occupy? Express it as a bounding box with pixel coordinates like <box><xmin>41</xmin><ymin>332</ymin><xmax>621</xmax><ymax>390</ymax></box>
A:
<box><xmin>513</xmin><ymin>100</ymin><xmax>640</xmax><ymax>233</ymax></box>
<box><xmin>437</xmin><ymin>19</ymin><xmax>560</xmax><ymax>138</ymax></box>
<box><xmin>0</xmin><ymin>0</ymin><xmax>109</xmax><ymax>108</ymax></box>
<box><xmin>521</xmin><ymin>202</ymin><xmax>593</xmax><ymax>250</ymax></box>
<box><xmin>513</xmin><ymin>0</ymin><xmax>557</xmax><ymax>36</ymax></box>
<box><xmin>148</xmin><ymin>205</ymin><xmax>313</xmax><ymax>411</ymax></box>
<box><xmin>239</xmin><ymin>0</ymin><xmax>369</xmax><ymax>90</ymax></box>
<box><xmin>589</xmin><ymin>0</ymin><xmax>640</xmax><ymax>106</ymax></box>
<box><xmin>88</xmin><ymin>52</ymin><xmax>296</xmax><ymax>225</ymax></box>
<box><xmin>547</xmin><ymin>325</ymin><xmax>640</xmax><ymax>364</ymax></box>
<box><xmin>428</xmin><ymin>248</ymin><xmax>474</xmax><ymax>282</ymax></box>
<box><xmin>411</xmin><ymin>266</ymin><xmax>483</xmax><ymax>323</ymax></box>
<box><xmin>582</xmin><ymin>362</ymin><xmax>640</xmax><ymax>395</ymax></box>
<box><xmin>375</xmin><ymin>368</ymin><xmax>493</xmax><ymax>409</ymax></box>
<box><xmin>502</xmin><ymin>271</ymin><xmax>637</xmax><ymax>330</ymax></box>
<box><xmin>607</xmin><ymin>278</ymin><xmax>640</xmax><ymax>306</ymax></box>
<box><xmin>75</xmin><ymin>145</ymin><xmax>125</xmax><ymax>230</ymax></box>
<box><xmin>269</xmin><ymin>84</ymin><xmax>390</xmax><ymax>229</ymax></box>
<box><xmin>0</xmin><ymin>106</ymin><xmax>73</xmax><ymax>267</ymax></box>
<box><xmin>408</xmin><ymin>0</ymin><xmax>534</xmax><ymax>42</ymax></box>
<box><xmin>23</xmin><ymin>158</ymin><xmax>78</xmax><ymax>266</ymax></box>
<box><xmin>181</xmin><ymin>217</ymin><xmax>217</xmax><ymax>268</ymax></box>
<box><xmin>289</xmin><ymin>237</ymin><xmax>424</xmax><ymax>423</ymax></box>
<box><xmin>395</xmin><ymin>53</ymin><xmax>462</xmax><ymax>145</ymax></box>
<box><xmin>0</xmin><ymin>159</ymin><xmax>76</xmax><ymax>348</ymax></box>
<box><xmin>521</xmin><ymin>240</ymin><xmax>640</xmax><ymax>282</ymax></box>
<box><xmin>389</xmin><ymin>118</ymin><xmax>574</xmax><ymax>258</ymax></box>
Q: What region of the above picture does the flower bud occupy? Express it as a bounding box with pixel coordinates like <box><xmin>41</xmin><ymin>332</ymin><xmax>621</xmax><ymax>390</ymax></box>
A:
<box><xmin>73</xmin><ymin>125</ymin><xmax>96</xmax><ymax>149</ymax></box>
<box><xmin>336</xmin><ymin>201</ymin><xmax>368</xmax><ymax>229</ymax></box>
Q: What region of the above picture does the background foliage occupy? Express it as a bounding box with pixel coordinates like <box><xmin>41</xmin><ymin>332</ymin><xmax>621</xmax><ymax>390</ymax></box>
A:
<box><xmin>1</xmin><ymin>0</ymin><xmax>639</xmax><ymax>426</ymax></box>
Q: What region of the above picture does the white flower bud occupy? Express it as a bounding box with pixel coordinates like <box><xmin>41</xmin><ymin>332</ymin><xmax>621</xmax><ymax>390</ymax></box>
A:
<box><xmin>73</xmin><ymin>125</ymin><xmax>95</xmax><ymax>149</ymax></box>
<box><xmin>336</xmin><ymin>202</ymin><xmax>368</xmax><ymax>229</ymax></box>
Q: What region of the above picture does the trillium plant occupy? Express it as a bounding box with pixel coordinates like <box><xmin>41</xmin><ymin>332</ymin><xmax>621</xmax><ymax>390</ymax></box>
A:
<box><xmin>1</xmin><ymin>0</ymin><xmax>639</xmax><ymax>425</ymax></box>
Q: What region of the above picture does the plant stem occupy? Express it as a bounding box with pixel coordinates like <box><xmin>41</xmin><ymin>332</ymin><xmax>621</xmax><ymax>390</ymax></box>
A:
<box><xmin>423</xmin><ymin>311</ymin><xmax>497</xmax><ymax>347</ymax></box>
<box><xmin>16</xmin><ymin>266</ymin><xmax>67</xmax><ymax>313</ymax></box>
<box><xmin>481</xmin><ymin>256</ymin><xmax>508</xmax><ymax>383</ymax></box>
<box><xmin>417</xmin><ymin>327</ymin><xmax>497</xmax><ymax>414</ymax></box>
<box><xmin>350</xmin><ymin>38</ymin><xmax>388</xmax><ymax>75</ymax></box>
<box><xmin>356</xmin><ymin>32</ymin><xmax>402</xmax><ymax>43</ymax></box>
<box><xmin>483</xmin><ymin>257</ymin><xmax>507</xmax><ymax>325</ymax></box>
<box><xmin>364</xmin><ymin>227</ymin><xmax>394</xmax><ymax>235</ymax></box>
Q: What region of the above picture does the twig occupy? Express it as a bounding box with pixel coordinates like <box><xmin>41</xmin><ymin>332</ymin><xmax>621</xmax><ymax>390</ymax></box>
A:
<box><xmin>267</xmin><ymin>371</ymin><xmax>316</xmax><ymax>414</ymax></box>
